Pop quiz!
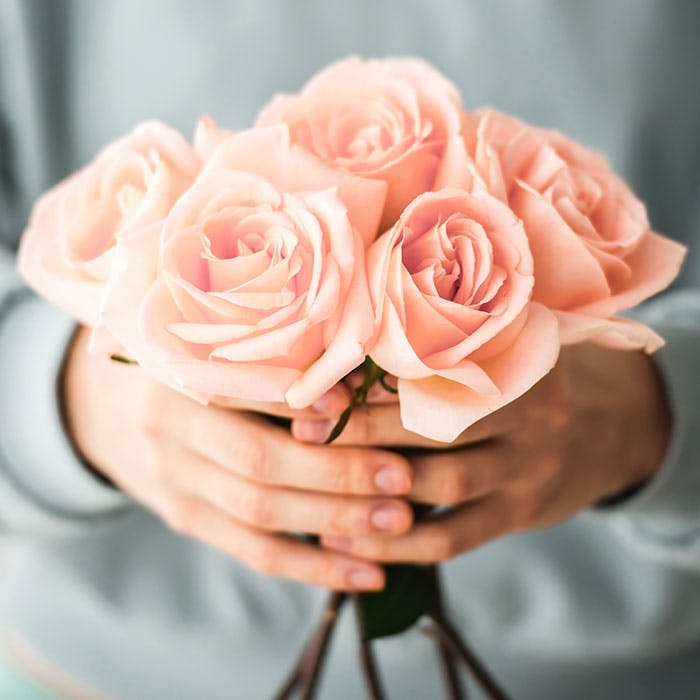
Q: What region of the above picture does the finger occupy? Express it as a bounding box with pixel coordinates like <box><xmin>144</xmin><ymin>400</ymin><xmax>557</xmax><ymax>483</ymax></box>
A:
<box><xmin>164</xmin><ymin>496</ymin><xmax>385</xmax><ymax>590</ymax></box>
<box><xmin>212</xmin><ymin>382</ymin><xmax>351</xmax><ymax>419</ymax></box>
<box><xmin>176</xmin><ymin>455</ymin><xmax>414</xmax><ymax>537</ymax></box>
<box><xmin>292</xmin><ymin>401</ymin><xmax>514</xmax><ymax>448</ymax></box>
<box><xmin>409</xmin><ymin>442</ymin><xmax>514</xmax><ymax>506</ymax></box>
<box><xmin>322</xmin><ymin>493</ymin><xmax>513</xmax><ymax>564</ymax></box>
<box><xmin>173</xmin><ymin>404</ymin><xmax>413</xmax><ymax>496</ymax></box>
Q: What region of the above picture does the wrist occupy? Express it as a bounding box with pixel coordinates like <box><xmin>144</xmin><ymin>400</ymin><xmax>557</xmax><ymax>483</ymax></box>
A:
<box><xmin>598</xmin><ymin>353</ymin><xmax>671</xmax><ymax>506</ymax></box>
<box><xmin>60</xmin><ymin>326</ymin><xmax>117</xmax><ymax>488</ymax></box>
<box><xmin>630</xmin><ymin>354</ymin><xmax>672</xmax><ymax>484</ymax></box>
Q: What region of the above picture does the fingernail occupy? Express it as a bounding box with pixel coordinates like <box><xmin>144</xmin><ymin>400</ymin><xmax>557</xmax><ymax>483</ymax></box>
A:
<box><xmin>374</xmin><ymin>464</ymin><xmax>411</xmax><ymax>493</ymax></box>
<box><xmin>294</xmin><ymin>419</ymin><xmax>332</xmax><ymax>443</ymax></box>
<box><xmin>371</xmin><ymin>503</ymin><xmax>407</xmax><ymax>532</ymax></box>
<box><xmin>347</xmin><ymin>567</ymin><xmax>383</xmax><ymax>590</ymax></box>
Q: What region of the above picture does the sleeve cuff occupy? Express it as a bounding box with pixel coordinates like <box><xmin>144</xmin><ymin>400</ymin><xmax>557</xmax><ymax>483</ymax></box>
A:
<box><xmin>592</xmin><ymin>290</ymin><xmax>700</xmax><ymax>552</ymax></box>
<box><xmin>0</xmin><ymin>293</ymin><xmax>129</xmax><ymax>516</ymax></box>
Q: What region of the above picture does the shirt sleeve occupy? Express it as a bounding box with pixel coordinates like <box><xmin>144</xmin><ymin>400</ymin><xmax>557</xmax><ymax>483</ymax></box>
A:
<box><xmin>0</xmin><ymin>247</ymin><xmax>131</xmax><ymax>538</ymax></box>
<box><xmin>593</xmin><ymin>287</ymin><xmax>700</xmax><ymax>571</ymax></box>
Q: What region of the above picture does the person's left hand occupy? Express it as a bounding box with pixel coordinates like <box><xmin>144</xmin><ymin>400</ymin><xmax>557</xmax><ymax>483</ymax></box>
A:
<box><xmin>291</xmin><ymin>344</ymin><xmax>672</xmax><ymax>564</ymax></box>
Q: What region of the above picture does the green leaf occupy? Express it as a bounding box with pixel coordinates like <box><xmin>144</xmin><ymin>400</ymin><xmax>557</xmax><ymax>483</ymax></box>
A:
<box><xmin>357</xmin><ymin>564</ymin><xmax>436</xmax><ymax>641</ymax></box>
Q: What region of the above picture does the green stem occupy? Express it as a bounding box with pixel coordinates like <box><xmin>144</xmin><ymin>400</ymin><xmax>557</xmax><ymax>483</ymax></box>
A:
<box><xmin>110</xmin><ymin>354</ymin><xmax>137</xmax><ymax>365</ymax></box>
<box><xmin>324</xmin><ymin>357</ymin><xmax>392</xmax><ymax>445</ymax></box>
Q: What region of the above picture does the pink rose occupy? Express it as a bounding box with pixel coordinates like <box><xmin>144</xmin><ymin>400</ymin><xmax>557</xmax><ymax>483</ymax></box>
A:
<box><xmin>257</xmin><ymin>56</ymin><xmax>464</xmax><ymax>232</ymax></box>
<box><xmin>102</xmin><ymin>125</ymin><xmax>386</xmax><ymax>407</ymax></box>
<box><xmin>18</xmin><ymin>121</ymin><xmax>202</xmax><ymax>326</ymax></box>
<box><xmin>367</xmin><ymin>189</ymin><xmax>559</xmax><ymax>442</ymax></box>
<box><xmin>438</xmin><ymin>109</ymin><xmax>686</xmax><ymax>350</ymax></box>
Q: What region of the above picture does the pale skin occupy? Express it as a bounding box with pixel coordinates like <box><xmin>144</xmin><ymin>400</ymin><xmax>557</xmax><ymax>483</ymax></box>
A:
<box><xmin>64</xmin><ymin>327</ymin><xmax>670</xmax><ymax>589</ymax></box>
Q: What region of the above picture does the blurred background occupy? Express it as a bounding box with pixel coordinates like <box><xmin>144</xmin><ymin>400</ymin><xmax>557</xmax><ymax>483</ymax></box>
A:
<box><xmin>2</xmin><ymin>0</ymin><xmax>699</xmax><ymax>279</ymax></box>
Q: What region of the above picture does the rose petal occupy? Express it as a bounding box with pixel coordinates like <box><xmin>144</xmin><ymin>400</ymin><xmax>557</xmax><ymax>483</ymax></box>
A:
<box><xmin>574</xmin><ymin>231</ymin><xmax>687</xmax><ymax>317</ymax></box>
<box><xmin>555</xmin><ymin>310</ymin><xmax>664</xmax><ymax>352</ymax></box>
<box><xmin>398</xmin><ymin>303</ymin><xmax>559</xmax><ymax>442</ymax></box>
<box><xmin>512</xmin><ymin>182</ymin><xmax>611</xmax><ymax>309</ymax></box>
<box><xmin>140</xmin><ymin>278</ymin><xmax>300</xmax><ymax>402</ymax></box>
<box><xmin>205</xmin><ymin>126</ymin><xmax>387</xmax><ymax>246</ymax></box>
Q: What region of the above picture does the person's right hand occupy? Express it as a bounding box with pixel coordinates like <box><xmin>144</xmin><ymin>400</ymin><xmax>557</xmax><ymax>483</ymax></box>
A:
<box><xmin>62</xmin><ymin>327</ymin><xmax>414</xmax><ymax>590</ymax></box>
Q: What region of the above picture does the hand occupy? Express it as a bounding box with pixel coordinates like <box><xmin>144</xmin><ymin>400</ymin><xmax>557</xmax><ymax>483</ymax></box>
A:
<box><xmin>292</xmin><ymin>344</ymin><xmax>672</xmax><ymax>564</ymax></box>
<box><xmin>62</xmin><ymin>327</ymin><xmax>415</xmax><ymax>589</ymax></box>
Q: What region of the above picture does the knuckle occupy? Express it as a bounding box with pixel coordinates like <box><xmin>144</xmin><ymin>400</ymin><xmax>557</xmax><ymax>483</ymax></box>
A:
<box><xmin>316</xmin><ymin>556</ymin><xmax>341</xmax><ymax>587</ymax></box>
<box><xmin>246</xmin><ymin>536</ymin><xmax>284</xmax><ymax>576</ymax></box>
<box><xmin>510</xmin><ymin>487</ymin><xmax>547</xmax><ymax>530</ymax></box>
<box><xmin>439</xmin><ymin>469</ymin><xmax>468</xmax><ymax>505</ymax></box>
<box><xmin>539</xmin><ymin>451</ymin><xmax>563</xmax><ymax>480</ymax></box>
<box><xmin>145</xmin><ymin>448</ymin><xmax>169</xmax><ymax>485</ymax></box>
<box><xmin>347</xmin><ymin>415</ymin><xmax>374</xmax><ymax>446</ymax></box>
<box><xmin>543</xmin><ymin>381</ymin><xmax>575</xmax><ymax>432</ymax></box>
<box><xmin>249</xmin><ymin>540</ymin><xmax>279</xmax><ymax>575</ymax></box>
<box><xmin>239</xmin><ymin>437</ymin><xmax>270</xmax><ymax>483</ymax></box>
<box><xmin>325</xmin><ymin>503</ymin><xmax>350</xmax><ymax>534</ymax></box>
<box><xmin>549</xmin><ymin>400</ymin><xmax>574</xmax><ymax>431</ymax></box>
<box><xmin>322</xmin><ymin>451</ymin><xmax>353</xmax><ymax>493</ymax></box>
<box><xmin>348</xmin><ymin>451</ymin><xmax>374</xmax><ymax>493</ymax></box>
<box><xmin>432</xmin><ymin>529</ymin><xmax>460</xmax><ymax>562</ymax></box>
<box><xmin>138</xmin><ymin>383</ymin><xmax>167</xmax><ymax>438</ymax></box>
<box><xmin>365</xmin><ymin>539</ymin><xmax>391</xmax><ymax>561</ymax></box>
<box><xmin>240</xmin><ymin>487</ymin><xmax>273</xmax><ymax>528</ymax></box>
<box><xmin>163</xmin><ymin>497</ymin><xmax>199</xmax><ymax>535</ymax></box>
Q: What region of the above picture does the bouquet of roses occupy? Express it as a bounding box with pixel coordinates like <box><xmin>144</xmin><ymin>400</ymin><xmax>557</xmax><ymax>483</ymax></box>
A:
<box><xmin>19</xmin><ymin>57</ymin><xmax>685</xmax><ymax>699</ymax></box>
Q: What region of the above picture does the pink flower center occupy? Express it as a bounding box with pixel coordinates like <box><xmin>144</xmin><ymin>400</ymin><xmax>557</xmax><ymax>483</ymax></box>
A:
<box><xmin>402</xmin><ymin>213</ymin><xmax>506</xmax><ymax>311</ymax></box>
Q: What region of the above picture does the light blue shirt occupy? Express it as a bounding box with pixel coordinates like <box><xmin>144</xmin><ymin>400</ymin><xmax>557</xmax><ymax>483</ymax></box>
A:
<box><xmin>1</xmin><ymin>1</ymin><xmax>699</xmax><ymax>698</ymax></box>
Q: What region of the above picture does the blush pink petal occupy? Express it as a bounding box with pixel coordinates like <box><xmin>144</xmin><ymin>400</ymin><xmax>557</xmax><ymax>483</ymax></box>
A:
<box><xmin>18</xmin><ymin>176</ymin><xmax>103</xmax><ymax>326</ymax></box>
<box><xmin>164</xmin><ymin>169</ymin><xmax>281</xmax><ymax>240</ymax></box>
<box><xmin>210</xmin><ymin>317</ymin><xmax>312</xmax><ymax>362</ymax></box>
<box><xmin>369</xmin><ymin>297</ymin><xmax>436</xmax><ymax>379</ymax></box>
<box><xmin>421</xmin><ymin>269</ymin><xmax>532</xmax><ymax>366</ymax></box>
<box><xmin>139</xmin><ymin>278</ymin><xmax>299</xmax><ymax>403</ymax></box>
<box><xmin>100</xmin><ymin>121</ymin><xmax>202</xmax><ymax>180</ymax></box>
<box><xmin>574</xmin><ymin>231</ymin><xmax>687</xmax><ymax>317</ymax></box>
<box><xmin>401</xmin><ymin>266</ymin><xmax>467</xmax><ymax>356</ymax></box>
<box><xmin>433</xmin><ymin>360</ymin><xmax>500</xmax><ymax>396</ymax></box>
<box><xmin>204</xmin><ymin>126</ymin><xmax>387</xmax><ymax>246</ymax></box>
<box><xmin>555</xmin><ymin>311</ymin><xmax>664</xmax><ymax>352</ymax></box>
<box><xmin>299</xmin><ymin>56</ymin><xmax>462</xmax><ymax>107</ymax></box>
<box><xmin>284</xmin><ymin>229</ymin><xmax>374</xmax><ymax>408</ymax></box>
<box><xmin>433</xmin><ymin>134</ymin><xmax>477</xmax><ymax>192</ymax></box>
<box><xmin>166</xmin><ymin>293</ymin><xmax>306</xmax><ymax>346</ymax></box>
<box><xmin>193</xmin><ymin>115</ymin><xmax>235</xmax><ymax>161</ymax></box>
<box><xmin>257</xmin><ymin>57</ymin><xmax>463</xmax><ymax>236</ymax></box>
<box><xmin>398</xmin><ymin>303</ymin><xmax>559</xmax><ymax>442</ymax></box>
<box><xmin>375</xmin><ymin>148</ymin><xmax>441</xmax><ymax>232</ymax></box>
<box><xmin>18</xmin><ymin>241</ymin><xmax>104</xmax><ymax>326</ymax></box>
<box><xmin>20</xmin><ymin>120</ymin><xmax>200</xmax><ymax>331</ymax></box>
<box><xmin>97</xmin><ymin>223</ymin><xmax>162</xmax><ymax>363</ymax></box>
<box><xmin>511</xmin><ymin>183</ymin><xmax>611</xmax><ymax>309</ymax></box>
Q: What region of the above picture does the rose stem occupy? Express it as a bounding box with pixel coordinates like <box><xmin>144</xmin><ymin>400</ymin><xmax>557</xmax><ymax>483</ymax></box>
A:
<box><xmin>272</xmin><ymin>591</ymin><xmax>347</xmax><ymax>700</ymax></box>
<box><xmin>351</xmin><ymin>595</ymin><xmax>386</xmax><ymax>700</ymax></box>
<box><xmin>427</xmin><ymin>566</ymin><xmax>466</xmax><ymax>699</ymax></box>
<box><xmin>427</xmin><ymin>614</ymin><xmax>509</xmax><ymax>700</ymax></box>
<box><xmin>429</xmin><ymin>565</ymin><xmax>507</xmax><ymax>699</ymax></box>
<box><xmin>434</xmin><ymin>637</ymin><xmax>466</xmax><ymax>700</ymax></box>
